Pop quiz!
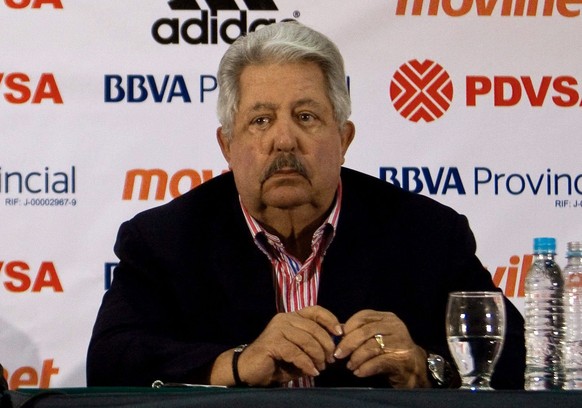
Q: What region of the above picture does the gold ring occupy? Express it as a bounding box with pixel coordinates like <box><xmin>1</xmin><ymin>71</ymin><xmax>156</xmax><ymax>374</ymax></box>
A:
<box><xmin>374</xmin><ymin>334</ymin><xmax>385</xmax><ymax>350</ymax></box>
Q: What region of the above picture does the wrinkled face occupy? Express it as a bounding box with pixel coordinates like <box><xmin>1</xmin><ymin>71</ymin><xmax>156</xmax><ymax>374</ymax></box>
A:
<box><xmin>217</xmin><ymin>61</ymin><xmax>354</xmax><ymax>215</ymax></box>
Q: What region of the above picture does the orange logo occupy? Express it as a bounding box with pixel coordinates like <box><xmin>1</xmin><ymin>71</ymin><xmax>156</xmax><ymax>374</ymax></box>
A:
<box><xmin>390</xmin><ymin>60</ymin><xmax>453</xmax><ymax>122</ymax></box>
<box><xmin>492</xmin><ymin>254</ymin><xmax>533</xmax><ymax>297</ymax></box>
<box><xmin>4</xmin><ymin>0</ymin><xmax>62</xmax><ymax>8</ymax></box>
<box><xmin>0</xmin><ymin>261</ymin><xmax>63</xmax><ymax>293</ymax></box>
<box><xmin>0</xmin><ymin>73</ymin><xmax>63</xmax><ymax>104</ymax></box>
<box><xmin>122</xmin><ymin>168</ymin><xmax>228</xmax><ymax>201</ymax></box>
<box><xmin>467</xmin><ymin>75</ymin><xmax>582</xmax><ymax>107</ymax></box>
<box><xmin>395</xmin><ymin>0</ymin><xmax>581</xmax><ymax>17</ymax></box>
<box><xmin>2</xmin><ymin>359</ymin><xmax>59</xmax><ymax>390</ymax></box>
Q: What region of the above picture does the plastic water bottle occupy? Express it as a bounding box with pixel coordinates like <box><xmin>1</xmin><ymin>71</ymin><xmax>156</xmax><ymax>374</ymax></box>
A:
<box><xmin>524</xmin><ymin>237</ymin><xmax>564</xmax><ymax>390</ymax></box>
<box><xmin>564</xmin><ymin>241</ymin><xmax>582</xmax><ymax>390</ymax></box>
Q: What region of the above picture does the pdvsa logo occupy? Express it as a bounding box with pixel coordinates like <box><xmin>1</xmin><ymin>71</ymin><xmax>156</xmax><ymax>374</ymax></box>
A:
<box><xmin>153</xmin><ymin>0</ymin><xmax>287</xmax><ymax>45</ymax></box>
<box><xmin>0</xmin><ymin>261</ymin><xmax>64</xmax><ymax>293</ymax></box>
<box><xmin>0</xmin><ymin>73</ymin><xmax>63</xmax><ymax>104</ymax></box>
<box><xmin>122</xmin><ymin>168</ymin><xmax>228</xmax><ymax>201</ymax></box>
<box><xmin>3</xmin><ymin>0</ymin><xmax>62</xmax><ymax>9</ymax></box>
<box><xmin>390</xmin><ymin>59</ymin><xmax>453</xmax><ymax>123</ymax></box>
<box><xmin>467</xmin><ymin>75</ymin><xmax>582</xmax><ymax>107</ymax></box>
<box><xmin>394</xmin><ymin>0</ymin><xmax>582</xmax><ymax>17</ymax></box>
<box><xmin>390</xmin><ymin>60</ymin><xmax>582</xmax><ymax>122</ymax></box>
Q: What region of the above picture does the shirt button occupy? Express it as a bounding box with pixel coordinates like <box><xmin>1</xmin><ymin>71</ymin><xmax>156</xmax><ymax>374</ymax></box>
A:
<box><xmin>295</xmin><ymin>275</ymin><xmax>303</xmax><ymax>283</ymax></box>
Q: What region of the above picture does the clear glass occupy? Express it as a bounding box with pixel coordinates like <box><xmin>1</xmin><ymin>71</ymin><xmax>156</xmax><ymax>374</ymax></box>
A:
<box><xmin>446</xmin><ymin>291</ymin><xmax>506</xmax><ymax>390</ymax></box>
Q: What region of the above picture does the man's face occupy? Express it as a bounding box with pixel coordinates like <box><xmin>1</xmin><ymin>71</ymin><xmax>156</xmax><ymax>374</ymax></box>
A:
<box><xmin>217</xmin><ymin>61</ymin><xmax>354</xmax><ymax>215</ymax></box>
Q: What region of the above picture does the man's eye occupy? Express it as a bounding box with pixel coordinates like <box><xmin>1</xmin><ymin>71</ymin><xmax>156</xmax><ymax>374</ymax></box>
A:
<box><xmin>252</xmin><ymin>117</ymin><xmax>270</xmax><ymax>126</ymax></box>
<box><xmin>298</xmin><ymin>113</ymin><xmax>315</xmax><ymax>122</ymax></box>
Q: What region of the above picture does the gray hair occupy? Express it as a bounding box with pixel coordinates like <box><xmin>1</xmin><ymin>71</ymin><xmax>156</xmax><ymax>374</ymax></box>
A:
<box><xmin>216</xmin><ymin>21</ymin><xmax>351</xmax><ymax>139</ymax></box>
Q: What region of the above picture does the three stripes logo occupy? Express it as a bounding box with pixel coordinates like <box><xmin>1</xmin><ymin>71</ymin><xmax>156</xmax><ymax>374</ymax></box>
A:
<box><xmin>154</xmin><ymin>0</ymin><xmax>281</xmax><ymax>44</ymax></box>
<box><xmin>168</xmin><ymin>0</ymin><xmax>278</xmax><ymax>11</ymax></box>
<box><xmin>390</xmin><ymin>59</ymin><xmax>454</xmax><ymax>123</ymax></box>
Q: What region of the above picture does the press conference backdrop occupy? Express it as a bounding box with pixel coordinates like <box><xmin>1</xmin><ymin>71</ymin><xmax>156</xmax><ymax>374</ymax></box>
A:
<box><xmin>1</xmin><ymin>0</ymin><xmax>581</xmax><ymax>389</ymax></box>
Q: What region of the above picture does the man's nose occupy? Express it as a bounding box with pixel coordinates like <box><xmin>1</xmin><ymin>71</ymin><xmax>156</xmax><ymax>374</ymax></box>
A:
<box><xmin>272</xmin><ymin>117</ymin><xmax>298</xmax><ymax>152</ymax></box>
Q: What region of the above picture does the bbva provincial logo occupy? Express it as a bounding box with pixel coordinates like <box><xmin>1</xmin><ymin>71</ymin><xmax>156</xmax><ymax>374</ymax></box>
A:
<box><xmin>389</xmin><ymin>59</ymin><xmax>453</xmax><ymax>123</ymax></box>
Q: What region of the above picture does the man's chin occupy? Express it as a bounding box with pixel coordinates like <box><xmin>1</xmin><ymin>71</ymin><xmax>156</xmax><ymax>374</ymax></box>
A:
<box><xmin>264</xmin><ymin>171</ymin><xmax>306</xmax><ymax>183</ymax></box>
<box><xmin>262</xmin><ymin>173</ymin><xmax>309</xmax><ymax>189</ymax></box>
<box><xmin>262</xmin><ymin>184</ymin><xmax>311</xmax><ymax>209</ymax></box>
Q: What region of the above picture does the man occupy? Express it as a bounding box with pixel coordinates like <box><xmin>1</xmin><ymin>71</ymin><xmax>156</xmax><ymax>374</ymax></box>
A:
<box><xmin>87</xmin><ymin>21</ymin><xmax>525</xmax><ymax>389</ymax></box>
<box><xmin>1</xmin><ymin>364</ymin><xmax>7</xmax><ymax>391</ymax></box>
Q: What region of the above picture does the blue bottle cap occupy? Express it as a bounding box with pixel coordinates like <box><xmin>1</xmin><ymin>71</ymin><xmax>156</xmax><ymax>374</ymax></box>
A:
<box><xmin>566</xmin><ymin>241</ymin><xmax>582</xmax><ymax>257</ymax></box>
<box><xmin>533</xmin><ymin>237</ymin><xmax>556</xmax><ymax>253</ymax></box>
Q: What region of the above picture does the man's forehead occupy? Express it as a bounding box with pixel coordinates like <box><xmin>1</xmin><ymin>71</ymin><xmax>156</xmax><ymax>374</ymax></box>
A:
<box><xmin>236</xmin><ymin>62</ymin><xmax>331</xmax><ymax>115</ymax></box>
<box><xmin>238</xmin><ymin>62</ymin><xmax>326</xmax><ymax>89</ymax></box>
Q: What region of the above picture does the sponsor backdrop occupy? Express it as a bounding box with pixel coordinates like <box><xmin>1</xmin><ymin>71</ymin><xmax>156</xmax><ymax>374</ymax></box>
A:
<box><xmin>1</xmin><ymin>0</ymin><xmax>580</xmax><ymax>388</ymax></box>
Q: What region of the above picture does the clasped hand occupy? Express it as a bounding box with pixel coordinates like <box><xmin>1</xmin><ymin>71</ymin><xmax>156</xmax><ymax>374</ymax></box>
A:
<box><xmin>234</xmin><ymin>306</ymin><xmax>430</xmax><ymax>388</ymax></box>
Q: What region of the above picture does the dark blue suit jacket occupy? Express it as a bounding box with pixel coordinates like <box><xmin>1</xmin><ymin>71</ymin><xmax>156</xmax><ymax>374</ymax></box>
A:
<box><xmin>87</xmin><ymin>167</ymin><xmax>525</xmax><ymax>388</ymax></box>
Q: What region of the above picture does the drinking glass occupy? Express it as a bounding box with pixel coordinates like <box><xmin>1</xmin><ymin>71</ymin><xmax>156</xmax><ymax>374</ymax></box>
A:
<box><xmin>446</xmin><ymin>291</ymin><xmax>506</xmax><ymax>390</ymax></box>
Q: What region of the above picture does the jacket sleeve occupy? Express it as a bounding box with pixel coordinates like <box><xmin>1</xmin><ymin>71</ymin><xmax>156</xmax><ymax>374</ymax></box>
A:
<box><xmin>86</xmin><ymin>219</ymin><xmax>230</xmax><ymax>387</ymax></box>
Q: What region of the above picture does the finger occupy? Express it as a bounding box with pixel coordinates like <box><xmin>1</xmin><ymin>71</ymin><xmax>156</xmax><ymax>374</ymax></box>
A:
<box><xmin>296</xmin><ymin>305</ymin><xmax>343</xmax><ymax>336</ymax></box>
<box><xmin>281</xmin><ymin>327</ymin><xmax>328</xmax><ymax>371</ymax></box>
<box><xmin>335</xmin><ymin>313</ymin><xmax>388</xmax><ymax>359</ymax></box>
<box><xmin>292</xmin><ymin>309</ymin><xmax>337</xmax><ymax>363</ymax></box>
<box><xmin>275</xmin><ymin>337</ymin><xmax>322</xmax><ymax>377</ymax></box>
<box><xmin>342</xmin><ymin>309</ymin><xmax>384</xmax><ymax>334</ymax></box>
<box><xmin>353</xmin><ymin>346</ymin><xmax>426</xmax><ymax>389</ymax></box>
<box><xmin>336</xmin><ymin>311</ymin><xmax>414</xmax><ymax>359</ymax></box>
<box><xmin>344</xmin><ymin>336</ymin><xmax>385</xmax><ymax>370</ymax></box>
<box><xmin>348</xmin><ymin>337</ymin><xmax>415</xmax><ymax>373</ymax></box>
<box><xmin>295</xmin><ymin>306</ymin><xmax>342</xmax><ymax>362</ymax></box>
<box><xmin>351</xmin><ymin>352</ymin><xmax>407</xmax><ymax>378</ymax></box>
<box><xmin>239</xmin><ymin>311</ymin><xmax>329</xmax><ymax>386</ymax></box>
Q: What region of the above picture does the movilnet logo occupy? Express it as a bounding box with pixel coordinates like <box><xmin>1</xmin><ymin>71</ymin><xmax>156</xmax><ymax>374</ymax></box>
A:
<box><xmin>154</xmin><ymin>0</ymin><xmax>285</xmax><ymax>45</ymax></box>
<box><xmin>390</xmin><ymin>59</ymin><xmax>453</xmax><ymax>123</ymax></box>
<box><xmin>122</xmin><ymin>168</ymin><xmax>228</xmax><ymax>201</ymax></box>
<box><xmin>492</xmin><ymin>253</ymin><xmax>533</xmax><ymax>298</ymax></box>
<box><xmin>3</xmin><ymin>359</ymin><xmax>60</xmax><ymax>389</ymax></box>
<box><xmin>394</xmin><ymin>0</ymin><xmax>582</xmax><ymax>17</ymax></box>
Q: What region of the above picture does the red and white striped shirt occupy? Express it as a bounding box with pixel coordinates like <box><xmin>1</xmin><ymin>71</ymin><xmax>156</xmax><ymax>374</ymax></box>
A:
<box><xmin>240</xmin><ymin>182</ymin><xmax>342</xmax><ymax>387</ymax></box>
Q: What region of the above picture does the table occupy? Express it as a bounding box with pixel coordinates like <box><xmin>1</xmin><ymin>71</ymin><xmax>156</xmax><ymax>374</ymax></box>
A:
<box><xmin>3</xmin><ymin>387</ymin><xmax>582</xmax><ymax>408</ymax></box>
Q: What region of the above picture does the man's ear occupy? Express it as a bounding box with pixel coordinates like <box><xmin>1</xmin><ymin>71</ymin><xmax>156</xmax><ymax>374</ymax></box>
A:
<box><xmin>340</xmin><ymin>120</ymin><xmax>356</xmax><ymax>163</ymax></box>
<box><xmin>216</xmin><ymin>127</ymin><xmax>232</xmax><ymax>166</ymax></box>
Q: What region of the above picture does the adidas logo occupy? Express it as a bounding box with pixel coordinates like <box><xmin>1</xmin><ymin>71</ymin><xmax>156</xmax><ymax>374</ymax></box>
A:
<box><xmin>153</xmin><ymin>0</ymin><xmax>283</xmax><ymax>44</ymax></box>
<box><xmin>168</xmin><ymin>0</ymin><xmax>278</xmax><ymax>11</ymax></box>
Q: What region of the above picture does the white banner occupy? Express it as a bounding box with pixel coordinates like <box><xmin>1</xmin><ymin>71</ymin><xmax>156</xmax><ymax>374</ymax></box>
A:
<box><xmin>1</xmin><ymin>0</ymin><xmax>581</xmax><ymax>388</ymax></box>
